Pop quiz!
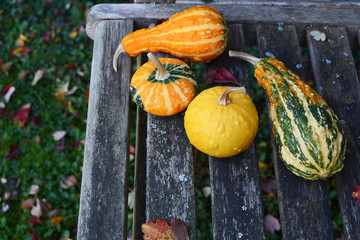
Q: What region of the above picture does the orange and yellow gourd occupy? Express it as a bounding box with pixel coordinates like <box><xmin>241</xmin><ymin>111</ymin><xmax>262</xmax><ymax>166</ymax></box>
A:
<box><xmin>130</xmin><ymin>53</ymin><xmax>197</xmax><ymax>116</ymax></box>
<box><xmin>113</xmin><ymin>6</ymin><xmax>228</xmax><ymax>71</ymax></box>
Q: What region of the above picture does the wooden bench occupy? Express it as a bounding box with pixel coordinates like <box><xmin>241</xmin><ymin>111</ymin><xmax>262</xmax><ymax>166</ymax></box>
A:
<box><xmin>77</xmin><ymin>1</ymin><xmax>360</xmax><ymax>239</ymax></box>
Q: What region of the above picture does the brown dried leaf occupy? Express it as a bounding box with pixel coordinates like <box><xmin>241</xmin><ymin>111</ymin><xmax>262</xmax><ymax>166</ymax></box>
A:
<box><xmin>22</xmin><ymin>198</ymin><xmax>35</xmax><ymax>209</ymax></box>
<box><xmin>142</xmin><ymin>218</ymin><xmax>189</xmax><ymax>240</ymax></box>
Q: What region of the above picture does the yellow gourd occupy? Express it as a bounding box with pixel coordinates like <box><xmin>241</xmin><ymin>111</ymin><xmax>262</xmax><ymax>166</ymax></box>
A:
<box><xmin>184</xmin><ymin>86</ymin><xmax>258</xmax><ymax>158</ymax></box>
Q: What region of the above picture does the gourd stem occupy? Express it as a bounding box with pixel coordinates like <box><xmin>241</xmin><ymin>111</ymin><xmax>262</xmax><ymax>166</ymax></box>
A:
<box><xmin>229</xmin><ymin>50</ymin><xmax>261</xmax><ymax>66</ymax></box>
<box><xmin>147</xmin><ymin>52</ymin><xmax>170</xmax><ymax>80</ymax></box>
<box><xmin>217</xmin><ymin>87</ymin><xmax>247</xmax><ymax>106</ymax></box>
<box><xmin>113</xmin><ymin>43</ymin><xmax>125</xmax><ymax>72</ymax></box>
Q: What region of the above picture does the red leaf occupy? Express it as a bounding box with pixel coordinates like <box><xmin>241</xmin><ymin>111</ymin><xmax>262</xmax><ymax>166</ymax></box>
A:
<box><xmin>13</xmin><ymin>107</ymin><xmax>30</xmax><ymax>121</ymax></box>
<box><xmin>28</xmin><ymin>216</ymin><xmax>42</xmax><ymax>224</ymax></box>
<box><xmin>1</xmin><ymin>85</ymin><xmax>12</xmax><ymax>93</ymax></box>
<box><xmin>43</xmin><ymin>31</ymin><xmax>51</xmax><ymax>43</ymax></box>
<box><xmin>32</xmin><ymin>116</ymin><xmax>42</xmax><ymax>126</ymax></box>
<box><xmin>155</xmin><ymin>19</ymin><xmax>166</xmax><ymax>26</ymax></box>
<box><xmin>352</xmin><ymin>185</ymin><xmax>360</xmax><ymax>206</ymax></box>
<box><xmin>142</xmin><ymin>218</ymin><xmax>189</xmax><ymax>240</ymax></box>
<box><xmin>32</xmin><ymin>232</ymin><xmax>40</xmax><ymax>240</ymax></box>
<box><xmin>6</xmin><ymin>145</ymin><xmax>20</xmax><ymax>160</ymax></box>
<box><xmin>205</xmin><ymin>67</ymin><xmax>240</xmax><ymax>87</ymax></box>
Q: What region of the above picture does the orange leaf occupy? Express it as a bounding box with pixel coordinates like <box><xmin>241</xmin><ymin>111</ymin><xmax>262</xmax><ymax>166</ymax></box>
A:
<box><xmin>142</xmin><ymin>218</ymin><xmax>189</xmax><ymax>240</ymax></box>
<box><xmin>51</xmin><ymin>216</ymin><xmax>63</xmax><ymax>227</ymax></box>
<box><xmin>10</xmin><ymin>46</ymin><xmax>30</xmax><ymax>58</ymax></box>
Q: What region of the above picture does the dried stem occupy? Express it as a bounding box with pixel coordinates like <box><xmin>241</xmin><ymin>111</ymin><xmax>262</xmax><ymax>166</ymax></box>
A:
<box><xmin>147</xmin><ymin>53</ymin><xmax>170</xmax><ymax>80</ymax></box>
<box><xmin>229</xmin><ymin>50</ymin><xmax>261</xmax><ymax>66</ymax></box>
<box><xmin>217</xmin><ymin>87</ymin><xmax>247</xmax><ymax>106</ymax></box>
<box><xmin>113</xmin><ymin>43</ymin><xmax>125</xmax><ymax>72</ymax></box>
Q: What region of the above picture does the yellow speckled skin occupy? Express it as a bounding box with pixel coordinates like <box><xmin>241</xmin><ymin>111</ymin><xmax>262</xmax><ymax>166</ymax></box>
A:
<box><xmin>184</xmin><ymin>86</ymin><xmax>258</xmax><ymax>158</ymax></box>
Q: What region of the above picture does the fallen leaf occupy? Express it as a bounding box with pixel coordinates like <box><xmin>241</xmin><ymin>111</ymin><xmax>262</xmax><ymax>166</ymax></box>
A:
<box><xmin>31</xmin><ymin>198</ymin><xmax>52</xmax><ymax>217</ymax></box>
<box><xmin>31</xmin><ymin>232</ymin><xmax>40</xmax><ymax>240</ymax></box>
<box><xmin>18</xmin><ymin>69</ymin><xmax>31</xmax><ymax>79</ymax></box>
<box><xmin>55</xmin><ymin>82</ymin><xmax>78</xmax><ymax>100</ymax></box>
<box><xmin>53</xmin><ymin>130</ymin><xmax>67</xmax><ymax>141</ymax></box>
<box><xmin>13</xmin><ymin>103</ymin><xmax>31</xmax><ymax>127</ymax></box>
<box><xmin>3</xmin><ymin>191</ymin><xmax>11</xmax><ymax>201</ymax></box>
<box><xmin>28</xmin><ymin>216</ymin><xmax>42</xmax><ymax>224</ymax></box>
<box><xmin>128</xmin><ymin>191</ymin><xmax>134</xmax><ymax>210</ymax></box>
<box><xmin>261</xmin><ymin>178</ymin><xmax>276</xmax><ymax>194</ymax></box>
<box><xmin>55</xmin><ymin>137</ymin><xmax>66</xmax><ymax>152</ymax></box>
<box><xmin>205</xmin><ymin>67</ymin><xmax>240</xmax><ymax>88</ymax></box>
<box><xmin>1</xmin><ymin>61</ymin><xmax>13</xmax><ymax>75</ymax></box>
<box><xmin>142</xmin><ymin>218</ymin><xmax>189</xmax><ymax>240</ymax></box>
<box><xmin>22</xmin><ymin>198</ymin><xmax>35</xmax><ymax>209</ymax></box>
<box><xmin>29</xmin><ymin>184</ymin><xmax>40</xmax><ymax>195</ymax></box>
<box><xmin>42</xmin><ymin>31</ymin><xmax>51</xmax><ymax>43</ymax></box>
<box><xmin>69</xmin><ymin>30</ymin><xmax>78</xmax><ymax>39</ymax></box>
<box><xmin>32</xmin><ymin>115</ymin><xmax>42</xmax><ymax>126</ymax></box>
<box><xmin>2</xmin><ymin>203</ymin><xmax>9</xmax><ymax>212</ymax></box>
<box><xmin>51</xmin><ymin>216</ymin><xmax>63</xmax><ymax>227</ymax></box>
<box><xmin>60</xmin><ymin>177</ymin><xmax>74</xmax><ymax>189</ymax></box>
<box><xmin>17</xmin><ymin>34</ymin><xmax>29</xmax><ymax>47</ymax></box>
<box><xmin>352</xmin><ymin>185</ymin><xmax>360</xmax><ymax>206</ymax></box>
<box><xmin>3</xmin><ymin>86</ymin><xmax>15</xmax><ymax>102</ymax></box>
<box><xmin>310</xmin><ymin>30</ymin><xmax>326</xmax><ymax>41</ymax></box>
<box><xmin>31</xmin><ymin>69</ymin><xmax>45</xmax><ymax>86</ymax></box>
<box><xmin>264</xmin><ymin>214</ymin><xmax>281</xmax><ymax>234</ymax></box>
<box><xmin>10</xmin><ymin>46</ymin><xmax>31</xmax><ymax>58</ymax></box>
<box><xmin>202</xmin><ymin>186</ymin><xmax>211</xmax><ymax>198</ymax></box>
<box><xmin>6</xmin><ymin>145</ymin><xmax>20</xmax><ymax>160</ymax></box>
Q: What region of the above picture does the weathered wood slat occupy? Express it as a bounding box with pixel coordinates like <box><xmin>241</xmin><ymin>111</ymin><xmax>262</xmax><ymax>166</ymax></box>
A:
<box><xmin>77</xmin><ymin>20</ymin><xmax>133</xmax><ymax>240</ymax></box>
<box><xmin>132</xmin><ymin>54</ymin><xmax>149</xmax><ymax>240</ymax></box>
<box><xmin>207</xmin><ymin>24</ymin><xmax>265</xmax><ymax>240</ymax></box>
<box><xmin>145</xmin><ymin>84</ymin><xmax>196</xmax><ymax>238</ymax></box>
<box><xmin>307</xmin><ymin>26</ymin><xmax>360</xmax><ymax>240</ymax></box>
<box><xmin>256</xmin><ymin>24</ymin><xmax>334</xmax><ymax>240</ymax></box>
<box><xmin>85</xmin><ymin>3</ymin><xmax>360</xmax><ymax>50</ymax></box>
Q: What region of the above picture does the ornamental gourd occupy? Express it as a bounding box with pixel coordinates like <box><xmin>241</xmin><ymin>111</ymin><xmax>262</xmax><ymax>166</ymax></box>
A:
<box><xmin>229</xmin><ymin>51</ymin><xmax>346</xmax><ymax>180</ymax></box>
<box><xmin>130</xmin><ymin>53</ymin><xmax>197</xmax><ymax>116</ymax></box>
<box><xmin>113</xmin><ymin>6</ymin><xmax>228</xmax><ymax>71</ymax></box>
<box><xmin>184</xmin><ymin>86</ymin><xmax>258</xmax><ymax>158</ymax></box>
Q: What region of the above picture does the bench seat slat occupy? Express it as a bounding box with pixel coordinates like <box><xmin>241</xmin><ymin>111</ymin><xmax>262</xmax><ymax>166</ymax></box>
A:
<box><xmin>208</xmin><ymin>24</ymin><xmax>266</xmax><ymax>240</ymax></box>
<box><xmin>256</xmin><ymin>24</ymin><xmax>334</xmax><ymax>240</ymax></box>
<box><xmin>146</xmin><ymin>112</ymin><xmax>196</xmax><ymax>239</ymax></box>
<box><xmin>78</xmin><ymin>20</ymin><xmax>133</xmax><ymax>240</ymax></box>
<box><xmin>307</xmin><ymin>26</ymin><xmax>360</xmax><ymax>240</ymax></box>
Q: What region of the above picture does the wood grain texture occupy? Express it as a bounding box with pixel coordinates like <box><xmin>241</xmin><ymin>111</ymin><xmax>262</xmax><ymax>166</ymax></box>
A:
<box><xmin>77</xmin><ymin>20</ymin><xmax>133</xmax><ymax>240</ymax></box>
<box><xmin>307</xmin><ymin>26</ymin><xmax>360</xmax><ymax>240</ymax></box>
<box><xmin>207</xmin><ymin>24</ymin><xmax>265</xmax><ymax>240</ymax></box>
<box><xmin>85</xmin><ymin>3</ymin><xmax>360</xmax><ymax>50</ymax></box>
<box><xmin>132</xmin><ymin>54</ymin><xmax>148</xmax><ymax>240</ymax></box>
<box><xmin>145</xmin><ymin>52</ymin><xmax>196</xmax><ymax>239</ymax></box>
<box><xmin>256</xmin><ymin>24</ymin><xmax>334</xmax><ymax>240</ymax></box>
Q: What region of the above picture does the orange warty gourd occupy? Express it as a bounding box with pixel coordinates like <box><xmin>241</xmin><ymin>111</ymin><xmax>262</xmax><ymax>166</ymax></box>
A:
<box><xmin>130</xmin><ymin>53</ymin><xmax>197</xmax><ymax>116</ymax></box>
<box><xmin>113</xmin><ymin>6</ymin><xmax>228</xmax><ymax>71</ymax></box>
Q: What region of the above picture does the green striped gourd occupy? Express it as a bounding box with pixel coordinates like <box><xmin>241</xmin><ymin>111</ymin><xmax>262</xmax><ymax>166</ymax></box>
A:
<box><xmin>130</xmin><ymin>53</ymin><xmax>197</xmax><ymax>116</ymax></box>
<box><xmin>230</xmin><ymin>51</ymin><xmax>346</xmax><ymax>180</ymax></box>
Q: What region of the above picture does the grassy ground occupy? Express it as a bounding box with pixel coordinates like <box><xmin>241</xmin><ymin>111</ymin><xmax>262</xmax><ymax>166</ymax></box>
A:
<box><xmin>0</xmin><ymin>1</ymin><xmax>345</xmax><ymax>240</ymax></box>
